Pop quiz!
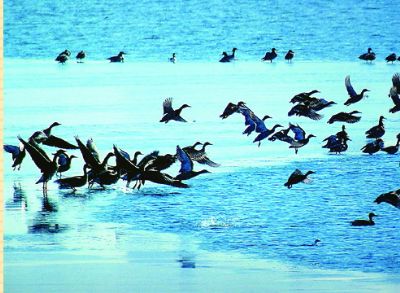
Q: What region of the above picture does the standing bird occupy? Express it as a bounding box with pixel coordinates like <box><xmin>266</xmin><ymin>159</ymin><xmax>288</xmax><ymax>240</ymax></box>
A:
<box><xmin>219</xmin><ymin>101</ymin><xmax>246</xmax><ymax>119</ymax></box>
<box><xmin>351</xmin><ymin>213</ymin><xmax>377</xmax><ymax>226</ymax></box>
<box><xmin>227</xmin><ymin>48</ymin><xmax>238</xmax><ymax>61</ymax></box>
<box><xmin>385</xmin><ymin>53</ymin><xmax>397</xmax><ymax>63</ymax></box>
<box><xmin>55</xmin><ymin>50</ymin><xmax>71</xmax><ymax>64</ymax></box>
<box><xmin>261</xmin><ymin>48</ymin><xmax>277</xmax><ymax>62</ymax></box>
<box><xmin>284</xmin><ymin>169</ymin><xmax>315</xmax><ymax>189</ymax></box>
<box><xmin>174</xmin><ymin>145</ymin><xmax>210</xmax><ymax>181</ymax></box>
<box><xmin>361</xmin><ymin>138</ymin><xmax>384</xmax><ymax>155</ymax></box>
<box><xmin>4</xmin><ymin>143</ymin><xmax>26</xmax><ymax>170</ymax></box>
<box><xmin>160</xmin><ymin>97</ymin><xmax>191</xmax><ymax>123</ymax></box>
<box><xmin>327</xmin><ymin>111</ymin><xmax>361</xmax><ymax>124</ymax></box>
<box><xmin>219</xmin><ymin>52</ymin><xmax>230</xmax><ymax>63</ymax></box>
<box><xmin>374</xmin><ymin>189</ymin><xmax>400</xmax><ymax>209</ymax></box>
<box><xmin>344</xmin><ymin>75</ymin><xmax>369</xmax><ymax>106</ymax></box>
<box><xmin>381</xmin><ymin>133</ymin><xmax>400</xmax><ymax>154</ymax></box>
<box><xmin>53</xmin><ymin>150</ymin><xmax>77</xmax><ymax>177</ymax></box>
<box><xmin>54</xmin><ymin>164</ymin><xmax>89</xmax><ymax>192</ymax></box>
<box><xmin>107</xmin><ymin>51</ymin><xmax>126</xmax><ymax>63</ymax></box>
<box><xmin>359</xmin><ymin>48</ymin><xmax>375</xmax><ymax>62</ymax></box>
<box><xmin>285</xmin><ymin>50</ymin><xmax>294</xmax><ymax>62</ymax></box>
<box><xmin>365</xmin><ymin>116</ymin><xmax>385</xmax><ymax>139</ymax></box>
<box><xmin>169</xmin><ymin>53</ymin><xmax>176</xmax><ymax>63</ymax></box>
<box><xmin>76</xmin><ymin>50</ymin><xmax>86</xmax><ymax>63</ymax></box>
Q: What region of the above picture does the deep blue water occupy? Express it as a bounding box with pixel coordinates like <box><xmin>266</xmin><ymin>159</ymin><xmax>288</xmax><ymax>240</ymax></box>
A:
<box><xmin>4</xmin><ymin>0</ymin><xmax>400</xmax><ymax>61</ymax></box>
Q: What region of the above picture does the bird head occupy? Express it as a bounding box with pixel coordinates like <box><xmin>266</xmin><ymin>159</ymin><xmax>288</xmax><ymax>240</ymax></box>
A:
<box><xmin>181</xmin><ymin>104</ymin><xmax>191</xmax><ymax>109</ymax></box>
<box><xmin>369</xmin><ymin>212</ymin><xmax>377</xmax><ymax>219</ymax></box>
<box><xmin>308</xmin><ymin>134</ymin><xmax>316</xmax><ymax>139</ymax></box>
<box><xmin>262</xmin><ymin>115</ymin><xmax>272</xmax><ymax>121</ymax></box>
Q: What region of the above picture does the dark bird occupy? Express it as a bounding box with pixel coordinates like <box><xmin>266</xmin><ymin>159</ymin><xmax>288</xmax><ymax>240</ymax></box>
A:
<box><xmin>289</xmin><ymin>134</ymin><xmax>316</xmax><ymax>154</ymax></box>
<box><xmin>54</xmin><ymin>164</ymin><xmax>89</xmax><ymax>191</ymax></box>
<box><xmin>344</xmin><ymin>76</ymin><xmax>369</xmax><ymax>106</ymax></box>
<box><xmin>53</xmin><ymin>150</ymin><xmax>77</xmax><ymax>177</ymax></box>
<box><xmin>174</xmin><ymin>145</ymin><xmax>210</xmax><ymax>180</ymax></box>
<box><xmin>385</xmin><ymin>53</ymin><xmax>397</xmax><ymax>63</ymax></box>
<box><xmin>288</xmin><ymin>124</ymin><xmax>316</xmax><ymax>154</ymax></box>
<box><xmin>365</xmin><ymin>116</ymin><xmax>385</xmax><ymax>139</ymax></box>
<box><xmin>107</xmin><ymin>51</ymin><xmax>126</xmax><ymax>63</ymax></box>
<box><xmin>241</xmin><ymin>107</ymin><xmax>272</xmax><ymax>136</ymax></box>
<box><xmin>290</xmin><ymin>90</ymin><xmax>320</xmax><ymax>104</ymax></box>
<box><xmin>227</xmin><ymin>48</ymin><xmax>238</xmax><ymax>61</ymax></box>
<box><xmin>113</xmin><ymin>145</ymin><xmax>141</xmax><ymax>188</ymax></box>
<box><xmin>30</xmin><ymin>122</ymin><xmax>78</xmax><ymax>149</ymax></box>
<box><xmin>55</xmin><ymin>50</ymin><xmax>71</xmax><ymax>64</ymax></box>
<box><xmin>351</xmin><ymin>213</ymin><xmax>377</xmax><ymax>226</ymax></box>
<box><xmin>18</xmin><ymin>136</ymin><xmax>59</xmax><ymax>193</ymax></box>
<box><xmin>301</xmin><ymin>239</ymin><xmax>321</xmax><ymax>247</ymax></box>
<box><xmin>381</xmin><ymin>133</ymin><xmax>400</xmax><ymax>154</ymax></box>
<box><xmin>261</xmin><ymin>48</ymin><xmax>277</xmax><ymax>62</ymax></box>
<box><xmin>361</xmin><ymin>138</ymin><xmax>384</xmax><ymax>155</ymax></box>
<box><xmin>284</xmin><ymin>50</ymin><xmax>294</xmax><ymax>62</ymax></box>
<box><xmin>76</xmin><ymin>50</ymin><xmax>86</xmax><ymax>63</ymax></box>
<box><xmin>284</xmin><ymin>169</ymin><xmax>315</xmax><ymax>189</ymax></box>
<box><xmin>306</xmin><ymin>98</ymin><xmax>336</xmax><ymax>111</ymax></box>
<box><xmin>374</xmin><ymin>189</ymin><xmax>400</xmax><ymax>209</ymax></box>
<box><xmin>358</xmin><ymin>48</ymin><xmax>375</xmax><ymax>62</ymax></box>
<box><xmin>169</xmin><ymin>53</ymin><xmax>176</xmax><ymax>63</ymax></box>
<box><xmin>219</xmin><ymin>52</ymin><xmax>230</xmax><ymax>63</ymax></box>
<box><xmin>220</xmin><ymin>101</ymin><xmax>246</xmax><ymax>119</ymax></box>
<box><xmin>183</xmin><ymin>142</ymin><xmax>220</xmax><ymax>167</ymax></box>
<box><xmin>268</xmin><ymin>126</ymin><xmax>294</xmax><ymax>144</ymax></box>
<box><xmin>253</xmin><ymin>124</ymin><xmax>283</xmax><ymax>147</ymax></box>
<box><xmin>182</xmin><ymin>142</ymin><xmax>203</xmax><ymax>154</ymax></box>
<box><xmin>4</xmin><ymin>143</ymin><xmax>26</xmax><ymax>170</ymax></box>
<box><xmin>389</xmin><ymin>87</ymin><xmax>400</xmax><ymax>113</ymax></box>
<box><xmin>139</xmin><ymin>170</ymin><xmax>189</xmax><ymax>189</ymax></box>
<box><xmin>327</xmin><ymin>111</ymin><xmax>361</xmax><ymax>124</ymax></box>
<box><xmin>288</xmin><ymin>103</ymin><xmax>323</xmax><ymax>120</ymax></box>
<box><xmin>390</xmin><ymin>73</ymin><xmax>400</xmax><ymax>94</ymax></box>
<box><xmin>336</xmin><ymin>125</ymin><xmax>350</xmax><ymax>141</ymax></box>
<box><xmin>30</xmin><ymin>122</ymin><xmax>61</xmax><ymax>143</ymax></box>
<box><xmin>322</xmin><ymin>135</ymin><xmax>350</xmax><ymax>154</ymax></box>
<box><xmin>160</xmin><ymin>97</ymin><xmax>191</xmax><ymax>123</ymax></box>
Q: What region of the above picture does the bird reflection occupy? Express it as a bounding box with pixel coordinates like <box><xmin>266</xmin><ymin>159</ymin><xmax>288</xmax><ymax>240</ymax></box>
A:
<box><xmin>5</xmin><ymin>181</ymin><xmax>28</xmax><ymax>210</ymax></box>
<box><xmin>28</xmin><ymin>197</ymin><xmax>64</xmax><ymax>234</ymax></box>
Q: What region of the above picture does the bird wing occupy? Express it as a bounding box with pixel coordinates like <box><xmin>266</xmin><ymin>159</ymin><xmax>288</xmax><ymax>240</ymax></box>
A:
<box><xmin>220</xmin><ymin>102</ymin><xmax>238</xmax><ymax>118</ymax></box>
<box><xmin>392</xmin><ymin>73</ymin><xmax>400</xmax><ymax>93</ymax></box>
<box><xmin>163</xmin><ymin>98</ymin><xmax>174</xmax><ymax>114</ymax></box>
<box><xmin>307</xmin><ymin>110</ymin><xmax>323</xmax><ymax>120</ymax></box>
<box><xmin>18</xmin><ymin>136</ymin><xmax>52</xmax><ymax>173</ymax></box>
<box><xmin>4</xmin><ymin>144</ymin><xmax>20</xmax><ymax>159</ymax></box>
<box><xmin>389</xmin><ymin>87</ymin><xmax>400</xmax><ymax>106</ymax></box>
<box><xmin>75</xmin><ymin>136</ymin><xmax>101</xmax><ymax>168</ymax></box>
<box><xmin>288</xmin><ymin>169</ymin><xmax>303</xmax><ymax>181</ymax></box>
<box><xmin>138</xmin><ymin>151</ymin><xmax>159</xmax><ymax>170</ymax></box>
<box><xmin>42</xmin><ymin>135</ymin><xmax>78</xmax><ymax>149</ymax></box>
<box><xmin>176</xmin><ymin>146</ymin><xmax>193</xmax><ymax>173</ymax></box>
<box><xmin>57</xmin><ymin>153</ymin><xmax>68</xmax><ymax>166</ymax></box>
<box><xmin>290</xmin><ymin>124</ymin><xmax>305</xmax><ymax>140</ymax></box>
<box><xmin>345</xmin><ymin>76</ymin><xmax>357</xmax><ymax>98</ymax></box>
<box><xmin>174</xmin><ymin>115</ymin><xmax>187</xmax><ymax>122</ymax></box>
<box><xmin>188</xmin><ymin>150</ymin><xmax>220</xmax><ymax>167</ymax></box>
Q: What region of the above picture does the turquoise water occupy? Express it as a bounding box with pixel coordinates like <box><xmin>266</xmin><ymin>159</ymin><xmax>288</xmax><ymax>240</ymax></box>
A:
<box><xmin>3</xmin><ymin>59</ymin><xmax>400</xmax><ymax>275</ymax></box>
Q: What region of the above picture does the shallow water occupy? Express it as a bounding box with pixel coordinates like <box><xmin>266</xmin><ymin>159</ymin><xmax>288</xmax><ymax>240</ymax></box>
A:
<box><xmin>3</xmin><ymin>59</ymin><xmax>400</xmax><ymax>276</ymax></box>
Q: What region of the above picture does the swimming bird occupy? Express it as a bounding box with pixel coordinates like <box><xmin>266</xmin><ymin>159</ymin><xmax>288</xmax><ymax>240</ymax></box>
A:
<box><xmin>220</xmin><ymin>101</ymin><xmax>246</xmax><ymax>119</ymax></box>
<box><xmin>385</xmin><ymin>53</ymin><xmax>396</xmax><ymax>63</ymax></box>
<box><xmin>381</xmin><ymin>133</ymin><xmax>400</xmax><ymax>154</ymax></box>
<box><xmin>107</xmin><ymin>51</ymin><xmax>126</xmax><ymax>63</ymax></box>
<box><xmin>184</xmin><ymin>142</ymin><xmax>220</xmax><ymax>167</ymax></box>
<box><xmin>4</xmin><ymin>143</ymin><xmax>26</xmax><ymax>170</ymax></box>
<box><xmin>374</xmin><ymin>189</ymin><xmax>400</xmax><ymax>209</ymax></box>
<box><xmin>253</xmin><ymin>124</ymin><xmax>283</xmax><ymax>147</ymax></box>
<box><xmin>290</xmin><ymin>90</ymin><xmax>320</xmax><ymax>104</ymax></box>
<box><xmin>169</xmin><ymin>53</ymin><xmax>176</xmax><ymax>63</ymax></box>
<box><xmin>359</xmin><ymin>48</ymin><xmax>375</xmax><ymax>62</ymax></box>
<box><xmin>18</xmin><ymin>136</ymin><xmax>59</xmax><ymax>193</ymax></box>
<box><xmin>54</xmin><ymin>164</ymin><xmax>89</xmax><ymax>191</ymax></box>
<box><xmin>175</xmin><ymin>145</ymin><xmax>210</xmax><ymax>181</ymax></box>
<box><xmin>261</xmin><ymin>48</ymin><xmax>277</xmax><ymax>62</ymax></box>
<box><xmin>365</xmin><ymin>116</ymin><xmax>385</xmax><ymax>139</ymax></box>
<box><xmin>227</xmin><ymin>48</ymin><xmax>238</xmax><ymax>61</ymax></box>
<box><xmin>285</xmin><ymin>50</ymin><xmax>294</xmax><ymax>62</ymax></box>
<box><xmin>284</xmin><ymin>169</ymin><xmax>315</xmax><ymax>189</ymax></box>
<box><xmin>361</xmin><ymin>138</ymin><xmax>384</xmax><ymax>155</ymax></box>
<box><xmin>288</xmin><ymin>103</ymin><xmax>323</xmax><ymax>120</ymax></box>
<box><xmin>351</xmin><ymin>213</ymin><xmax>377</xmax><ymax>226</ymax></box>
<box><xmin>219</xmin><ymin>52</ymin><xmax>230</xmax><ymax>63</ymax></box>
<box><xmin>301</xmin><ymin>239</ymin><xmax>321</xmax><ymax>247</ymax></box>
<box><xmin>344</xmin><ymin>76</ymin><xmax>369</xmax><ymax>106</ymax></box>
<box><xmin>160</xmin><ymin>97</ymin><xmax>191</xmax><ymax>123</ymax></box>
<box><xmin>76</xmin><ymin>50</ymin><xmax>86</xmax><ymax>63</ymax></box>
<box><xmin>327</xmin><ymin>111</ymin><xmax>361</xmax><ymax>124</ymax></box>
<box><xmin>53</xmin><ymin>150</ymin><xmax>77</xmax><ymax>177</ymax></box>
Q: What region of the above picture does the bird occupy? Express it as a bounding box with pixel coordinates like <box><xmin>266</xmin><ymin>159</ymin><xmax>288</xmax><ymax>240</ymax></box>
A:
<box><xmin>351</xmin><ymin>213</ymin><xmax>377</xmax><ymax>226</ymax></box>
<box><xmin>55</xmin><ymin>50</ymin><xmax>71</xmax><ymax>64</ymax></box>
<box><xmin>365</xmin><ymin>116</ymin><xmax>385</xmax><ymax>139</ymax></box>
<box><xmin>389</xmin><ymin>87</ymin><xmax>400</xmax><ymax>113</ymax></box>
<box><xmin>288</xmin><ymin>124</ymin><xmax>315</xmax><ymax>154</ymax></box>
<box><xmin>327</xmin><ymin>111</ymin><xmax>361</xmax><ymax>124</ymax></box>
<box><xmin>261</xmin><ymin>48</ymin><xmax>277</xmax><ymax>62</ymax></box>
<box><xmin>169</xmin><ymin>53</ymin><xmax>176</xmax><ymax>63</ymax></box>
<box><xmin>4</xmin><ymin>143</ymin><xmax>26</xmax><ymax>170</ymax></box>
<box><xmin>107</xmin><ymin>51</ymin><xmax>126</xmax><ymax>63</ymax></box>
<box><xmin>113</xmin><ymin>145</ymin><xmax>141</xmax><ymax>188</ymax></box>
<box><xmin>385</xmin><ymin>53</ymin><xmax>396</xmax><ymax>63</ymax></box>
<box><xmin>323</xmin><ymin>135</ymin><xmax>350</xmax><ymax>154</ymax></box>
<box><xmin>301</xmin><ymin>239</ymin><xmax>321</xmax><ymax>247</ymax></box>
<box><xmin>219</xmin><ymin>52</ymin><xmax>230</xmax><ymax>63</ymax></box>
<box><xmin>289</xmin><ymin>134</ymin><xmax>316</xmax><ymax>154</ymax></box>
<box><xmin>253</xmin><ymin>124</ymin><xmax>283</xmax><ymax>147</ymax></box>
<box><xmin>30</xmin><ymin>122</ymin><xmax>78</xmax><ymax>149</ymax></box>
<box><xmin>306</xmin><ymin>98</ymin><xmax>336</xmax><ymax>111</ymax></box>
<box><xmin>284</xmin><ymin>169</ymin><xmax>315</xmax><ymax>189</ymax></box>
<box><xmin>381</xmin><ymin>133</ymin><xmax>400</xmax><ymax>154</ymax></box>
<box><xmin>336</xmin><ymin>125</ymin><xmax>350</xmax><ymax>141</ymax></box>
<box><xmin>183</xmin><ymin>142</ymin><xmax>220</xmax><ymax>167</ymax></box>
<box><xmin>344</xmin><ymin>76</ymin><xmax>369</xmax><ymax>106</ymax></box>
<box><xmin>18</xmin><ymin>136</ymin><xmax>59</xmax><ymax>193</ymax></box>
<box><xmin>220</xmin><ymin>101</ymin><xmax>246</xmax><ymax>119</ymax></box>
<box><xmin>361</xmin><ymin>138</ymin><xmax>384</xmax><ymax>155</ymax></box>
<box><xmin>241</xmin><ymin>108</ymin><xmax>272</xmax><ymax>136</ymax></box>
<box><xmin>174</xmin><ymin>145</ymin><xmax>210</xmax><ymax>181</ymax></box>
<box><xmin>54</xmin><ymin>164</ymin><xmax>89</xmax><ymax>192</ymax></box>
<box><xmin>53</xmin><ymin>150</ymin><xmax>77</xmax><ymax>177</ymax></box>
<box><xmin>76</xmin><ymin>50</ymin><xmax>86</xmax><ymax>63</ymax></box>
<box><xmin>374</xmin><ymin>189</ymin><xmax>400</xmax><ymax>209</ymax></box>
<box><xmin>284</xmin><ymin>50</ymin><xmax>294</xmax><ymax>62</ymax></box>
<box><xmin>227</xmin><ymin>48</ymin><xmax>238</xmax><ymax>61</ymax></box>
<box><xmin>290</xmin><ymin>90</ymin><xmax>320</xmax><ymax>104</ymax></box>
<box><xmin>160</xmin><ymin>97</ymin><xmax>191</xmax><ymax>123</ymax></box>
<box><xmin>288</xmin><ymin>103</ymin><xmax>323</xmax><ymax>120</ymax></box>
<box><xmin>268</xmin><ymin>126</ymin><xmax>294</xmax><ymax>144</ymax></box>
<box><xmin>359</xmin><ymin>48</ymin><xmax>375</xmax><ymax>62</ymax></box>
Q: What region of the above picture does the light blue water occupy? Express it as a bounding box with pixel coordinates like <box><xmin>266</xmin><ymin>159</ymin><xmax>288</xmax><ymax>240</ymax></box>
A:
<box><xmin>3</xmin><ymin>0</ymin><xmax>400</xmax><ymax>281</ymax></box>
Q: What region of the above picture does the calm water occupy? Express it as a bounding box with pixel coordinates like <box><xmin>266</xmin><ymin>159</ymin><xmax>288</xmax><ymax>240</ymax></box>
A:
<box><xmin>3</xmin><ymin>0</ymin><xmax>400</xmax><ymax>280</ymax></box>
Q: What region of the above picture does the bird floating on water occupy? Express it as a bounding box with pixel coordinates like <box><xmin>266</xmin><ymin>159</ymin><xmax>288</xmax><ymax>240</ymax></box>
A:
<box><xmin>160</xmin><ymin>97</ymin><xmax>191</xmax><ymax>123</ymax></box>
<box><xmin>351</xmin><ymin>213</ymin><xmax>377</xmax><ymax>226</ymax></box>
<box><xmin>107</xmin><ymin>51</ymin><xmax>126</xmax><ymax>63</ymax></box>
<box><xmin>359</xmin><ymin>48</ymin><xmax>375</xmax><ymax>62</ymax></box>
<box><xmin>261</xmin><ymin>48</ymin><xmax>277</xmax><ymax>62</ymax></box>
<box><xmin>219</xmin><ymin>52</ymin><xmax>230</xmax><ymax>63</ymax></box>
<box><xmin>344</xmin><ymin>75</ymin><xmax>369</xmax><ymax>106</ymax></box>
<box><xmin>284</xmin><ymin>169</ymin><xmax>315</xmax><ymax>189</ymax></box>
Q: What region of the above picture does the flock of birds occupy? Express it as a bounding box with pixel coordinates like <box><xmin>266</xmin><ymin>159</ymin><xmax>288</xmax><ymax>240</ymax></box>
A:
<box><xmin>6</xmin><ymin>48</ymin><xmax>400</xmax><ymax>228</ymax></box>
<box><xmin>54</xmin><ymin>47</ymin><xmax>400</xmax><ymax>64</ymax></box>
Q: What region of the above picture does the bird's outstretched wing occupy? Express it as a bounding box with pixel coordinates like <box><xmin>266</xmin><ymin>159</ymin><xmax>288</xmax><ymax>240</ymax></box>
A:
<box><xmin>176</xmin><ymin>146</ymin><xmax>193</xmax><ymax>173</ymax></box>
<box><xmin>42</xmin><ymin>135</ymin><xmax>78</xmax><ymax>149</ymax></box>
<box><xmin>345</xmin><ymin>75</ymin><xmax>357</xmax><ymax>98</ymax></box>
<box><xmin>163</xmin><ymin>98</ymin><xmax>174</xmax><ymax>114</ymax></box>
<box><xmin>392</xmin><ymin>73</ymin><xmax>400</xmax><ymax>93</ymax></box>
